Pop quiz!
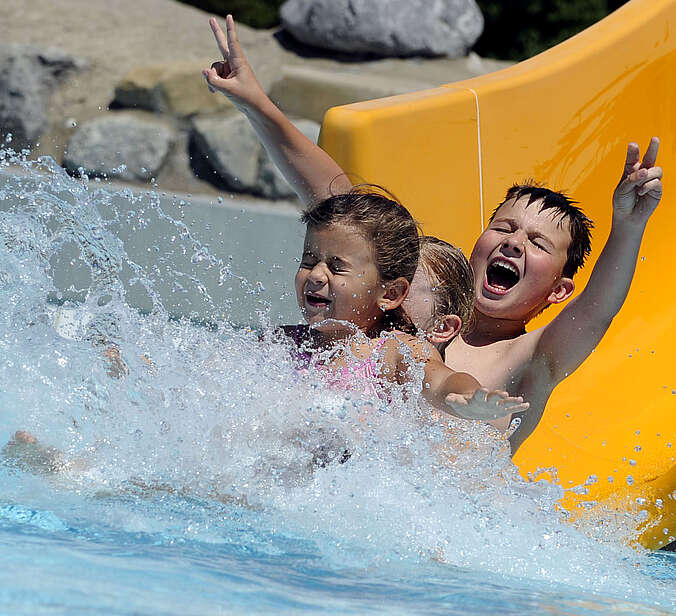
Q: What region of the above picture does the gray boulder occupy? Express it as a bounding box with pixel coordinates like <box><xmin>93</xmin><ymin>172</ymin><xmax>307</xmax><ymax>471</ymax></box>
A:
<box><xmin>0</xmin><ymin>45</ymin><xmax>85</xmax><ymax>148</ymax></box>
<box><xmin>191</xmin><ymin>114</ymin><xmax>261</xmax><ymax>192</ymax></box>
<box><xmin>257</xmin><ymin>119</ymin><xmax>320</xmax><ymax>199</ymax></box>
<box><xmin>191</xmin><ymin>114</ymin><xmax>321</xmax><ymax>199</ymax></box>
<box><xmin>63</xmin><ymin>114</ymin><xmax>173</xmax><ymax>182</ymax></box>
<box><xmin>280</xmin><ymin>0</ymin><xmax>484</xmax><ymax>58</ymax></box>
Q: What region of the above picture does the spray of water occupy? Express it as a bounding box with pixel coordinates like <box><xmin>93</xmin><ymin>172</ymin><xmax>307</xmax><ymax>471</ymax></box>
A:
<box><xmin>0</xmin><ymin>147</ymin><xmax>672</xmax><ymax>610</ymax></box>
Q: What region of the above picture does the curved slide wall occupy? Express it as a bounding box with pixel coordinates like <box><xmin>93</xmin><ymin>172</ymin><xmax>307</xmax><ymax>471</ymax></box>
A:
<box><xmin>320</xmin><ymin>0</ymin><xmax>676</xmax><ymax>549</ymax></box>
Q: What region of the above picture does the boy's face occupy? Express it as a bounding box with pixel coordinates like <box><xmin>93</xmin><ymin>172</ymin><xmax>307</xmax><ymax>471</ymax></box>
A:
<box><xmin>470</xmin><ymin>195</ymin><xmax>574</xmax><ymax>322</ymax></box>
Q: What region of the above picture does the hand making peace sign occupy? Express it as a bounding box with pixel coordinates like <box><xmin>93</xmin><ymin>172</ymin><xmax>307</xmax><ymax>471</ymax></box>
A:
<box><xmin>202</xmin><ymin>15</ymin><xmax>267</xmax><ymax>113</ymax></box>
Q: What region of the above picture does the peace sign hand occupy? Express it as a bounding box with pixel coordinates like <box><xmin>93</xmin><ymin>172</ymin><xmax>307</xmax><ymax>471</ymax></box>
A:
<box><xmin>613</xmin><ymin>137</ymin><xmax>663</xmax><ymax>226</ymax></box>
<box><xmin>202</xmin><ymin>15</ymin><xmax>267</xmax><ymax>113</ymax></box>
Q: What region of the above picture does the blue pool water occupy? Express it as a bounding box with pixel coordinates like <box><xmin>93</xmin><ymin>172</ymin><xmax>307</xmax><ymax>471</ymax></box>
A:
<box><xmin>0</xmin><ymin>148</ymin><xmax>673</xmax><ymax>614</ymax></box>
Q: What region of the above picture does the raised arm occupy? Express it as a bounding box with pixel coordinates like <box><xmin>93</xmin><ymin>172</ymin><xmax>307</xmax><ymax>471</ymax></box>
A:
<box><xmin>534</xmin><ymin>137</ymin><xmax>663</xmax><ymax>385</ymax></box>
<box><xmin>202</xmin><ymin>15</ymin><xmax>352</xmax><ymax>205</ymax></box>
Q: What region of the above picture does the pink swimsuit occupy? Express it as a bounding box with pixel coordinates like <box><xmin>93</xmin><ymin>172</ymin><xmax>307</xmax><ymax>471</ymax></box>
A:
<box><xmin>283</xmin><ymin>325</ymin><xmax>386</xmax><ymax>400</ymax></box>
<box><xmin>327</xmin><ymin>338</ymin><xmax>386</xmax><ymax>400</ymax></box>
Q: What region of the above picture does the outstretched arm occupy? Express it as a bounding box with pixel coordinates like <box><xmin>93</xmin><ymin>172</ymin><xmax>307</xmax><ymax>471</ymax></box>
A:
<box><xmin>202</xmin><ymin>15</ymin><xmax>352</xmax><ymax>205</ymax></box>
<box><xmin>534</xmin><ymin>137</ymin><xmax>664</xmax><ymax>385</ymax></box>
<box><xmin>396</xmin><ymin>337</ymin><xmax>528</xmax><ymax>420</ymax></box>
<box><xmin>424</xmin><ymin>357</ymin><xmax>529</xmax><ymax>420</ymax></box>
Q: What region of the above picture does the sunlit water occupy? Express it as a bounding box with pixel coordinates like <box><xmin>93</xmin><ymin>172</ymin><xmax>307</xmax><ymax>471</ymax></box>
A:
<box><xmin>0</xmin><ymin>147</ymin><xmax>673</xmax><ymax>615</ymax></box>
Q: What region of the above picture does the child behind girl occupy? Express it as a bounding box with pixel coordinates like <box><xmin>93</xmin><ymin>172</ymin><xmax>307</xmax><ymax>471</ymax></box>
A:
<box><xmin>404</xmin><ymin>236</ymin><xmax>474</xmax><ymax>353</ymax></box>
<box><xmin>285</xmin><ymin>186</ymin><xmax>527</xmax><ymax>421</ymax></box>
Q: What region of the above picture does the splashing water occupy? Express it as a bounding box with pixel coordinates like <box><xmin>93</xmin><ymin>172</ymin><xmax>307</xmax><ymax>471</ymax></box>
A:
<box><xmin>0</xmin><ymin>149</ymin><xmax>673</xmax><ymax>614</ymax></box>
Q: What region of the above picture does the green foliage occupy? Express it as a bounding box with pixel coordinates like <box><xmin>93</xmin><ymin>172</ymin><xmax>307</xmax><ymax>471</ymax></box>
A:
<box><xmin>474</xmin><ymin>0</ymin><xmax>629</xmax><ymax>61</ymax></box>
<box><xmin>174</xmin><ymin>0</ymin><xmax>285</xmax><ymax>29</ymax></box>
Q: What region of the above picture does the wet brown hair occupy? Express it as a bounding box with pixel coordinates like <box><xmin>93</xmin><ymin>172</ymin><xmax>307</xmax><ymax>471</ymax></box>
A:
<box><xmin>419</xmin><ymin>236</ymin><xmax>475</xmax><ymax>336</ymax></box>
<box><xmin>301</xmin><ymin>185</ymin><xmax>420</xmax><ymax>335</ymax></box>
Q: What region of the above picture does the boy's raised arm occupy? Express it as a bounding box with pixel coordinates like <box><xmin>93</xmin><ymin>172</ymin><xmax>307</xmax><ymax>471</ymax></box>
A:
<box><xmin>202</xmin><ymin>15</ymin><xmax>352</xmax><ymax>206</ymax></box>
<box><xmin>533</xmin><ymin>137</ymin><xmax>663</xmax><ymax>386</ymax></box>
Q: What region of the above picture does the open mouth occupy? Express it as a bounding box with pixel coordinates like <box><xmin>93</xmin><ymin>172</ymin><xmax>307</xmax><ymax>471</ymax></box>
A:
<box><xmin>305</xmin><ymin>292</ymin><xmax>332</xmax><ymax>309</ymax></box>
<box><xmin>485</xmin><ymin>259</ymin><xmax>520</xmax><ymax>292</ymax></box>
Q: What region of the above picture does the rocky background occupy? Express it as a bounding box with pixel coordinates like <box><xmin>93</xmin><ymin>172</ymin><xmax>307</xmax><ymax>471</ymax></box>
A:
<box><xmin>0</xmin><ymin>0</ymin><xmax>621</xmax><ymax>203</ymax></box>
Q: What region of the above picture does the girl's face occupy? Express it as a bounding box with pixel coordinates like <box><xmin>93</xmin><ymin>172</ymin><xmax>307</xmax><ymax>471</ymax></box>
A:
<box><xmin>295</xmin><ymin>223</ymin><xmax>389</xmax><ymax>337</ymax></box>
<box><xmin>403</xmin><ymin>265</ymin><xmax>463</xmax><ymax>350</ymax></box>
<box><xmin>401</xmin><ymin>266</ymin><xmax>437</xmax><ymax>332</ymax></box>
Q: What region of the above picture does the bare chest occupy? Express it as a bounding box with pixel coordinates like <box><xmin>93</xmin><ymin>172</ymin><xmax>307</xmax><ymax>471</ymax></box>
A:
<box><xmin>443</xmin><ymin>336</ymin><xmax>528</xmax><ymax>392</ymax></box>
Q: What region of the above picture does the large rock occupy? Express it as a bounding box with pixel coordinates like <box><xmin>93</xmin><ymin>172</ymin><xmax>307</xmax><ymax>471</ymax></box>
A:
<box><xmin>280</xmin><ymin>0</ymin><xmax>484</xmax><ymax>58</ymax></box>
<box><xmin>191</xmin><ymin>114</ymin><xmax>320</xmax><ymax>199</ymax></box>
<box><xmin>257</xmin><ymin>119</ymin><xmax>321</xmax><ymax>199</ymax></box>
<box><xmin>63</xmin><ymin>114</ymin><xmax>173</xmax><ymax>182</ymax></box>
<box><xmin>191</xmin><ymin>114</ymin><xmax>261</xmax><ymax>192</ymax></box>
<box><xmin>114</xmin><ymin>62</ymin><xmax>236</xmax><ymax>117</ymax></box>
<box><xmin>0</xmin><ymin>44</ymin><xmax>85</xmax><ymax>148</ymax></box>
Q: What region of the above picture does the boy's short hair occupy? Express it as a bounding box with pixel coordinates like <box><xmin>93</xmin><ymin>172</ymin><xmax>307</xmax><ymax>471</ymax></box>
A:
<box><xmin>491</xmin><ymin>181</ymin><xmax>594</xmax><ymax>278</ymax></box>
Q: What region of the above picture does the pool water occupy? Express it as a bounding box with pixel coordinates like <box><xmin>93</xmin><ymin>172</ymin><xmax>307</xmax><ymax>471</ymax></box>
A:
<box><xmin>0</xmin><ymin>148</ymin><xmax>673</xmax><ymax>614</ymax></box>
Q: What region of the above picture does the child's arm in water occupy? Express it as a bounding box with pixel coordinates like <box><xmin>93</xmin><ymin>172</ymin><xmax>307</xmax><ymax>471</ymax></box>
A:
<box><xmin>386</xmin><ymin>336</ymin><xmax>529</xmax><ymax>421</ymax></box>
<box><xmin>530</xmin><ymin>138</ymin><xmax>663</xmax><ymax>392</ymax></box>
<box><xmin>202</xmin><ymin>15</ymin><xmax>352</xmax><ymax>205</ymax></box>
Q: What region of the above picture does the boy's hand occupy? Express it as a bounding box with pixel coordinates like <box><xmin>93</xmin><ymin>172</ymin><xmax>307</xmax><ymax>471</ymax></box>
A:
<box><xmin>613</xmin><ymin>137</ymin><xmax>663</xmax><ymax>226</ymax></box>
<box><xmin>444</xmin><ymin>389</ymin><xmax>529</xmax><ymax>421</ymax></box>
<box><xmin>202</xmin><ymin>15</ymin><xmax>267</xmax><ymax>113</ymax></box>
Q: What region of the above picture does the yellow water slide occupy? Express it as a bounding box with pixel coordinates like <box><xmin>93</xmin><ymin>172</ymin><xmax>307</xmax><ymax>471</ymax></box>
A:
<box><xmin>319</xmin><ymin>0</ymin><xmax>676</xmax><ymax>549</ymax></box>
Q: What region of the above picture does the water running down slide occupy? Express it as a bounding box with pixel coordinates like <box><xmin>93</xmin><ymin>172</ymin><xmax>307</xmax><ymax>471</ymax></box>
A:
<box><xmin>319</xmin><ymin>0</ymin><xmax>676</xmax><ymax>550</ymax></box>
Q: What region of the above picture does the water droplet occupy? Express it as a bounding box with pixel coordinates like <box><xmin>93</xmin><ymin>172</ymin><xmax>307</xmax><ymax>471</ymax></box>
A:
<box><xmin>626</xmin><ymin>475</ymin><xmax>634</xmax><ymax>485</ymax></box>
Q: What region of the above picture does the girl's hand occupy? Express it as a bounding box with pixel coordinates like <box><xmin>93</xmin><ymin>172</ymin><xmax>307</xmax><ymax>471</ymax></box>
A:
<box><xmin>202</xmin><ymin>15</ymin><xmax>267</xmax><ymax>114</ymax></box>
<box><xmin>444</xmin><ymin>389</ymin><xmax>529</xmax><ymax>421</ymax></box>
